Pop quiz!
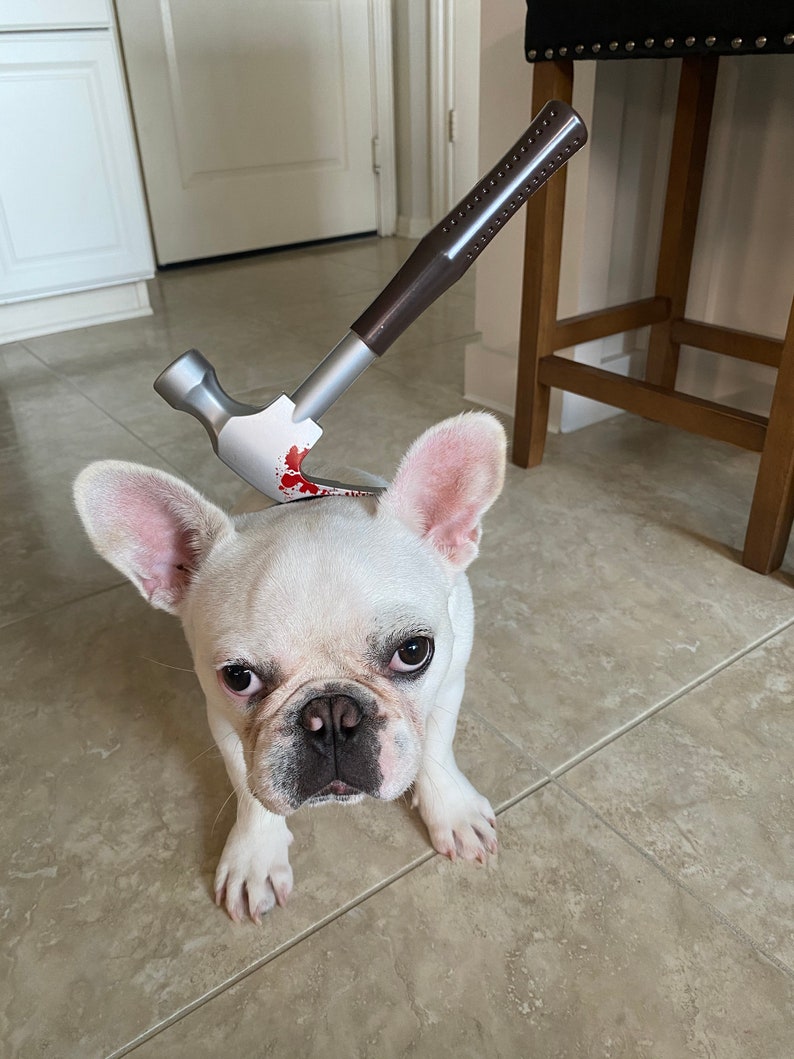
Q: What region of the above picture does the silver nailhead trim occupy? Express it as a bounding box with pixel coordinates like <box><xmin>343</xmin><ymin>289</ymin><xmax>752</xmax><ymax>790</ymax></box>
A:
<box><xmin>609</xmin><ymin>41</ymin><xmax>618</xmax><ymax>51</ymax></box>
<box><xmin>664</xmin><ymin>38</ymin><xmax>675</xmax><ymax>48</ymax></box>
<box><xmin>592</xmin><ymin>42</ymin><xmax>601</xmax><ymax>53</ymax></box>
<box><xmin>645</xmin><ymin>38</ymin><xmax>654</xmax><ymax>47</ymax></box>
<box><xmin>544</xmin><ymin>48</ymin><xmax>554</xmax><ymax>59</ymax></box>
<box><xmin>705</xmin><ymin>36</ymin><xmax>716</xmax><ymax>46</ymax></box>
<box><xmin>785</xmin><ymin>33</ymin><xmax>794</xmax><ymax>46</ymax></box>
<box><xmin>528</xmin><ymin>49</ymin><xmax>537</xmax><ymax>59</ymax></box>
<box><xmin>559</xmin><ymin>46</ymin><xmax>568</xmax><ymax>56</ymax></box>
<box><xmin>626</xmin><ymin>40</ymin><xmax>635</xmax><ymax>51</ymax></box>
<box><xmin>756</xmin><ymin>36</ymin><xmax>767</xmax><ymax>47</ymax></box>
<box><xmin>685</xmin><ymin>36</ymin><xmax>695</xmax><ymax>47</ymax></box>
<box><xmin>575</xmin><ymin>44</ymin><xmax>584</xmax><ymax>54</ymax></box>
<box><xmin>731</xmin><ymin>37</ymin><xmax>742</xmax><ymax>49</ymax></box>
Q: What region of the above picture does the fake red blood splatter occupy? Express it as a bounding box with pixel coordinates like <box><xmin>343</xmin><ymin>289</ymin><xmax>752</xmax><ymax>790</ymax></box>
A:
<box><xmin>284</xmin><ymin>445</ymin><xmax>308</xmax><ymax>473</ymax></box>
<box><xmin>280</xmin><ymin>471</ymin><xmax>321</xmax><ymax>495</ymax></box>
<box><xmin>278</xmin><ymin>444</ymin><xmax>376</xmax><ymax>500</ymax></box>
<box><xmin>280</xmin><ymin>446</ymin><xmax>321</xmax><ymax>495</ymax></box>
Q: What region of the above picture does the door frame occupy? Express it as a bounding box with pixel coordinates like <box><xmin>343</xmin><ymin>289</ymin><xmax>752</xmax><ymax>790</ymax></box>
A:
<box><xmin>370</xmin><ymin>0</ymin><xmax>397</xmax><ymax>235</ymax></box>
<box><xmin>428</xmin><ymin>0</ymin><xmax>480</xmax><ymax>223</ymax></box>
<box><xmin>428</xmin><ymin>0</ymin><xmax>453</xmax><ymax>223</ymax></box>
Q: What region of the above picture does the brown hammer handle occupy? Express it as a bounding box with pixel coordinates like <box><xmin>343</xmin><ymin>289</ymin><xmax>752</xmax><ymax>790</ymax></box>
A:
<box><xmin>351</xmin><ymin>100</ymin><xmax>586</xmax><ymax>357</ymax></box>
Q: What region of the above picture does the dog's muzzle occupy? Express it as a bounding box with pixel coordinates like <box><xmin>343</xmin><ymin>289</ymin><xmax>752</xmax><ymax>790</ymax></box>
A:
<box><xmin>292</xmin><ymin>685</ymin><xmax>385</xmax><ymax>805</ymax></box>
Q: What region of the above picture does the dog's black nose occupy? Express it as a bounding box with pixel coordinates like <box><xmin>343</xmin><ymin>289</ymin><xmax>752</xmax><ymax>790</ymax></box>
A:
<box><xmin>299</xmin><ymin>695</ymin><xmax>362</xmax><ymax>740</ymax></box>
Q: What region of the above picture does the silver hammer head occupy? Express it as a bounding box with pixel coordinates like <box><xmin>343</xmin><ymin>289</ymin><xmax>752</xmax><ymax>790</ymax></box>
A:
<box><xmin>153</xmin><ymin>346</ymin><xmax>376</xmax><ymax>503</ymax></box>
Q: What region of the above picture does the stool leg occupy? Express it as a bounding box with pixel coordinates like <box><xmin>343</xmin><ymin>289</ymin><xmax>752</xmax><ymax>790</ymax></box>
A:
<box><xmin>743</xmin><ymin>297</ymin><xmax>794</xmax><ymax>574</ymax></box>
<box><xmin>645</xmin><ymin>56</ymin><xmax>719</xmax><ymax>389</ymax></box>
<box><xmin>513</xmin><ymin>59</ymin><xmax>573</xmax><ymax>468</ymax></box>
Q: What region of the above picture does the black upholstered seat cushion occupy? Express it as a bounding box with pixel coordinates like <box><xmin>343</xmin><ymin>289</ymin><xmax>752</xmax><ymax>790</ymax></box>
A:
<box><xmin>525</xmin><ymin>1</ymin><xmax>794</xmax><ymax>61</ymax></box>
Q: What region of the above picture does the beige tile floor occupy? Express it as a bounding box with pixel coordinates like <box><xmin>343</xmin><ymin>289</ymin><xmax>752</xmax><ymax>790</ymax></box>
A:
<box><xmin>2</xmin><ymin>236</ymin><xmax>793</xmax><ymax>1057</ymax></box>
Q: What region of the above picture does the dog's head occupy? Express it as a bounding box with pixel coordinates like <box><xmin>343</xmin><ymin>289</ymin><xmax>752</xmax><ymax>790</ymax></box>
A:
<box><xmin>74</xmin><ymin>414</ymin><xmax>505</xmax><ymax>815</ymax></box>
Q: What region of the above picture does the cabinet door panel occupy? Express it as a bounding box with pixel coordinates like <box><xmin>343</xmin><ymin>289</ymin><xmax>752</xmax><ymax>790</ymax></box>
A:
<box><xmin>0</xmin><ymin>0</ymin><xmax>111</xmax><ymax>32</ymax></box>
<box><xmin>0</xmin><ymin>32</ymin><xmax>153</xmax><ymax>301</ymax></box>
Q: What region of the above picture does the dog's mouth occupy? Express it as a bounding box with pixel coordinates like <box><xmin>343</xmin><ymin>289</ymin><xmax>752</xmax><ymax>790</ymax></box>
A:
<box><xmin>309</xmin><ymin>779</ymin><xmax>367</xmax><ymax>805</ymax></box>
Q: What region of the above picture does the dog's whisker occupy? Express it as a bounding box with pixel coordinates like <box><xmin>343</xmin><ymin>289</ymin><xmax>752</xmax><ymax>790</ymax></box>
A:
<box><xmin>187</xmin><ymin>731</ymin><xmax>238</xmax><ymax>768</ymax></box>
<box><xmin>211</xmin><ymin>785</ymin><xmax>243</xmax><ymax>836</ymax></box>
<box><xmin>186</xmin><ymin>742</ymin><xmax>223</xmax><ymax>767</ymax></box>
<box><xmin>140</xmin><ymin>655</ymin><xmax>196</xmax><ymax>675</ymax></box>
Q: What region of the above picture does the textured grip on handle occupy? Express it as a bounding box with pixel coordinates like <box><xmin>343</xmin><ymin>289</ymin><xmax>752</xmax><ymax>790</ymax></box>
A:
<box><xmin>352</xmin><ymin>100</ymin><xmax>586</xmax><ymax>356</ymax></box>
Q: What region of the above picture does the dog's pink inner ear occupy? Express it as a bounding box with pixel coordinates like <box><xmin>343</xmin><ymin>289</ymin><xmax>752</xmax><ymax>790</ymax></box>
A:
<box><xmin>76</xmin><ymin>460</ymin><xmax>233</xmax><ymax>614</ymax></box>
<box><xmin>97</xmin><ymin>477</ymin><xmax>204</xmax><ymax>609</ymax></box>
<box><xmin>128</xmin><ymin>505</ymin><xmax>198</xmax><ymax>605</ymax></box>
<box><xmin>385</xmin><ymin>415</ymin><xmax>506</xmax><ymax>570</ymax></box>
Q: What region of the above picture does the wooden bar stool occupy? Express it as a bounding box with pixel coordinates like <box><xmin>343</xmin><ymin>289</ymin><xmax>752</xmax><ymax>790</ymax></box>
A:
<box><xmin>514</xmin><ymin>4</ymin><xmax>794</xmax><ymax>573</ymax></box>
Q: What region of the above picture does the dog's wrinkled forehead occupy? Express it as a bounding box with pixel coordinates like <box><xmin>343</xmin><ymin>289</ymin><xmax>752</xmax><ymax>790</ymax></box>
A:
<box><xmin>187</xmin><ymin>497</ymin><xmax>449</xmax><ymax>664</ymax></box>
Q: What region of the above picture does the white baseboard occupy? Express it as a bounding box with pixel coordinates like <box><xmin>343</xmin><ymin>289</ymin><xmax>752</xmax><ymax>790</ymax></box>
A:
<box><xmin>1</xmin><ymin>280</ymin><xmax>152</xmax><ymax>344</ymax></box>
<box><xmin>464</xmin><ymin>340</ymin><xmax>517</xmax><ymax>416</ymax></box>
<box><xmin>558</xmin><ymin>350</ymin><xmax>641</xmax><ymax>433</ymax></box>
<box><xmin>464</xmin><ymin>339</ymin><xmax>640</xmax><ymax>434</ymax></box>
<box><xmin>395</xmin><ymin>214</ymin><xmax>431</xmax><ymax>239</ymax></box>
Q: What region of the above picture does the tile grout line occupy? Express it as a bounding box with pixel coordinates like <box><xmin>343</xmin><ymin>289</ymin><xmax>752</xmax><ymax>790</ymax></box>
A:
<box><xmin>495</xmin><ymin>774</ymin><xmax>554</xmax><ymax>815</ymax></box>
<box><xmin>469</xmin><ymin>707</ymin><xmax>552</xmax><ymax>779</ymax></box>
<box><xmin>478</xmin><ymin>615</ymin><xmax>794</xmax><ymax>821</ymax></box>
<box><xmin>107</xmin><ymin>849</ymin><xmax>438</xmax><ymax>1059</ymax></box>
<box><xmin>0</xmin><ymin>580</ymin><xmax>129</xmax><ymax>633</ymax></box>
<box><xmin>549</xmin><ymin>612</ymin><xmax>794</xmax><ymax>782</ymax></box>
<box><xmin>108</xmin><ymin>716</ymin><xmax>550</xmax><ymax>1055</ymax></box>
<box><xmin>17</xmin><ymin>339</ymin><xmax>190</xmax><ymax>480</ymax></box>
<box><xmin>553</xmin><ymin>778</ymin><xmax>794</xmax><ymax>982</ymax></box>
<box><xmin>15</xmin><ymin>334</ymin><xmax>298</xmax><ymax>503</ymax></box>
<box><xmin>112</xmin><ymin>765</ymin><xmax>552</xmax><ymax>1058</ymax></box>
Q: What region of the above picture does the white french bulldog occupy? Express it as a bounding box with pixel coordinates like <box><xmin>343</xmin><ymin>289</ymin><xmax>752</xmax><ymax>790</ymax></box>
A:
<box><xmin>74</xmin><ymin>412</ymin><xmax>506</xmax><ymax>923</ymax></box>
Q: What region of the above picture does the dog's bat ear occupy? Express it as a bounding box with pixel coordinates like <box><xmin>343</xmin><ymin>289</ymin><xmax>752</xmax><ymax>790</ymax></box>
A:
<box><xmin>382</xmin><ymin>412</ymin><xmax>506</xmax><ymax>571</ymax></box>
<box><xmin>73</xmin><ymin>461</ymin><xmax>233</xmax><ymax>614</ymax></box>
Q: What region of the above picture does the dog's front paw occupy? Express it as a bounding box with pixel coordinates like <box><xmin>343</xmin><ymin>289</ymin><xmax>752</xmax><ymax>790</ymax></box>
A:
<box><xmin>214</xmin><ymin>814</ymin><xmax>294</xmax><ymax>924</ymax></box>
<box><xmin>413</xmin><ymin>765</ymin><xmax>497</xmax><ymax>863</ymax></box>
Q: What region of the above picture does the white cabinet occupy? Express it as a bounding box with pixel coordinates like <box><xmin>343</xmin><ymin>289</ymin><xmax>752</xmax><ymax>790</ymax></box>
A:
<box><xmin>0</xmin><ymin>0</ymin><xmax>112</xmax><ymax>32</ymax></box>
<box><xmin>0</xmin><ymin>3</ymin><xmax>155</xmax><ymax>339</ymax></box>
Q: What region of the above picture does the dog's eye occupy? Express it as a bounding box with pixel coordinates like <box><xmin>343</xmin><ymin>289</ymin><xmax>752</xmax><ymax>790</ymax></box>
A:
<box><xmin>389</xmin><ymin>636</ymin><xmax>434</xmax><ymax>674</ymax></box>
<box><xmin>219</xmin><ymin>664</ymin><xmax>263</xmax><ymax>697</ymax></box>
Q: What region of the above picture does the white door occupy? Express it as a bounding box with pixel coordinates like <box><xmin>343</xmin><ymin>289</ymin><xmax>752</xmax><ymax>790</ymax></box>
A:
<box><xmin>116</xmin><ymin>0</ymin><xmax>383</xmax><ymax>265</ymax></box>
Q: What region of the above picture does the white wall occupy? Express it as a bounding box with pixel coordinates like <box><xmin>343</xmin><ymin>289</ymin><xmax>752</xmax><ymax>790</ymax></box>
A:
<box><xmin>677</xmin><ymin>55</ymin><xmax>794</xmax><ymax>415</ymax></box>
<box><xmin>462</xmin><ymin>0</ymin><xmax>551</xmax><ymax>417</ymax></box>
<box><xmin>464</xmin><ymin>3</ymin><xmax>794</xmax><ymax>430</ymax></box>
